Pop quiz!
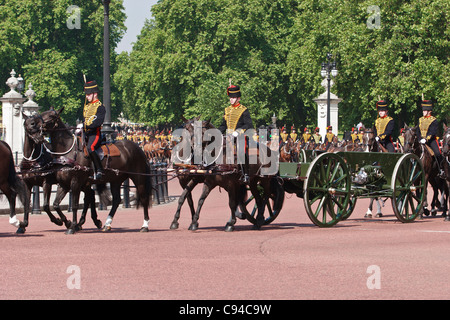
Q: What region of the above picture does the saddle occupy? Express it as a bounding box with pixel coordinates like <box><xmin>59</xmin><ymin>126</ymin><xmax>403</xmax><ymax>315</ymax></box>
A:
<box><xmin>83</xmin><ymin>142</ymin><xmax>121</xmax><ymax>160</ymax></box>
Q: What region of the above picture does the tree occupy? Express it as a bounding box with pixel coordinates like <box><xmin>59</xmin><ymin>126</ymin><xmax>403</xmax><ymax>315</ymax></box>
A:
<box><xmin>0</xmin><ymin>0</ymin><xmax>126</xmax><ymax>124</ymax></box>
<box><xmin>118</xmin><ymin>0</ymin><xmax>450</xmax><ymax>131</ymax></box>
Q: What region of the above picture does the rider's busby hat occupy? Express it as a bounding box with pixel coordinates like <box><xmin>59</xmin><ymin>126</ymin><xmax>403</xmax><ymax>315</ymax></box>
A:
<box><xmin>84</xmin><ymin>80</ymin><xmax>100</xmax><ymax>95</ymax></box>
<box><xmin>376</xmin><ymin>100</ymin><xmax>388</xmax><ymax>111</ymax></box>
<box><xmin>421</xmin><ymin>100</ymin><xmax>433</xmax><ymax>111</ymax></box>
<box><xmin>315</xmin><ymin>127</ymin><xmax>320</xmax><ymax>132</ymax></box>
<box><xmin>227</xmin><ymin>85</ymin><xmax>241</xmax><ymax>98</ymax></box>
<box><xmin>327</xmin><ymin>125</ymin><xmax>332</xmax><ymax>131</ymax></box>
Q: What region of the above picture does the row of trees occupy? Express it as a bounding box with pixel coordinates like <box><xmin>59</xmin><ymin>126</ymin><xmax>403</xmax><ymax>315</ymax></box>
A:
<box><xmin>1</xmin><ymin>0</ymin><xmax>449</xmax><ymax>132</ymax></box>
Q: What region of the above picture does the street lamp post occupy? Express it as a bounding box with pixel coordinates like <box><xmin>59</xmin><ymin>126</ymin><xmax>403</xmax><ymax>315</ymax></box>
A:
<box><xmin>102</xmin><ymin>0</ymin><xmax>113</xmax><ymax>140</ymax></box>
<box><xmin>320</xmin><ymin>53</ymin><xmax>338</xmax><ymax>127</ymax></box>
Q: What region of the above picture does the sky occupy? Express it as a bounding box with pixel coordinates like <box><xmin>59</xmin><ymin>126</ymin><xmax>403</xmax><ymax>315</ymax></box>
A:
<box><xmin>115</xmin><ymin>0</ymin><xmax>159</xmax><ymax>53</ymax></box>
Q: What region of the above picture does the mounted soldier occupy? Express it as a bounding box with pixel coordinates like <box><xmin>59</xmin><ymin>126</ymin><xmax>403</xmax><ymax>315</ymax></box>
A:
<box><xmin>290</xmin><ymin>126</ymin><xmax>298</xmax><ymax>142</ymax></box>
<box><xmin>325</xmin><ymin>126</ymin><xmax>335</xmax><ymax>147</ymax></box>
<box><xmin>302</xmin><ymin>127</ymin><xmax>312</xmax><ymax>143</ymax></box>
<box><xmin>417</xmin><ymin>99</ymin><xmax>445</xmax><ymax>178</ymax></box>
<box><xmin>218</xmin><ymin>84</ymin><xmax>253</xmax><ymax>183</ymax></box>
<box><xmin>374</xmin><ymin>100</ymin><xmax>395</xmax><ymax>152</ymax></box>
<box><xmin>82</xmin><ymin>80</ymin><xmax>105</xmax><ymax>180</ymax></box>
<box><xmin>312</xmin><ymin>127</ymin><xmax>322</xmax><ymax>144</ymax></box>
<box><xmin>280</xmin><ymin>126</ymin><xmax>288</xmax><ymax>143</ymax></box>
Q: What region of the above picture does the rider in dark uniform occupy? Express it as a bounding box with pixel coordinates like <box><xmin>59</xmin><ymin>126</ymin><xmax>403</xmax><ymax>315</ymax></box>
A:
<box><xmin>374</xmin><ymin>100</ymin><xmax>395</xmax><ymax>152</ymax></box>
<box><xmin>417</xmin><ymin>99</ymin><xmax>445</xmax><ymax>178</ymax></box>
<box><xmin>218</xmin><ymin>84</ymin><xmax>253</xmax><ymax>183</ymax></box>
<box><xmin>83</xmin><ymin>80</ymin><xmax>106</xmax><ymax>180</ymax></box>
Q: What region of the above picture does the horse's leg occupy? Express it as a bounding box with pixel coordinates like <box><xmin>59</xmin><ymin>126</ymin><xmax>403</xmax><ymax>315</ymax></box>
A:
<box><xmin>189</xmin><ymin>183</ymin><xmax>213</xmax><ymax>231</ymax></box>
<box><xmin>225</xmin><ymin>187</ymin><xmax>239</xmax><ymax>232</ymax></box>
<box><xmin>42</xmin><ymin>182</ymin><xmax>63</xmax><ymax>226</ymax></box>
<box><xmin>76</xmin><ymin>187</ymin><xmax>99</xmax><ymax>230</ymax></box>
<box><xmin>134</xmin><ymin>175</ymin><xmax>151</xmax><ymax>233</ymax></box>
<box><xmin>421</xmin><ymin>176</ymin><xmax>430</xmax><ymax>217</ymax></box>
<box><xmin>375</xmin><ymin>198</ymin><xmax>383</xmax><ymax>217</ymax></box>
<box><xmin>66</xmin><ymin>189</ymin><xmax>81</xmax><ymax>235</ymax></box>
<box><xmin>248</xmin><ymin>180</ymin><xmax>267</xmax><ymax>230</ymax></box>
<box><xmin>102</xmin><ymin>183</ymin><xmax>121</xmax><ymax>232</ymax></box>
<box><xmin>365</xmin><ymin>198</ymin><xmax>374</xmax><ymax>218</ymax></box>
<box><xmin>446</xmin><ymin>180</ymin><xmax>450</xmax><ymax>221</ymax></box>
<box><xmin>170</xmin><ymin>179</ymin><xmax>198</xmax><ymax>229</ymax></box>
<box><xmin>3</xmin><ymin>183</ymin><xmax>20</xmax><ymax>231</ymax></box>
<box><xmin>52</xmin><ymin>187</ymin><xmax>71</xmax><ymax>228</ymax></box>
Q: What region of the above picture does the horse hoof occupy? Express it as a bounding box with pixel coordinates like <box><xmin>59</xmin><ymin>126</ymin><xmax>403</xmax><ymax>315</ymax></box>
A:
<box><xmin>140</xmin><ymin>227</ymin><xmax>149</xmax><ymax>233</ymax></box>
<box><xmin>16</xmin><ymin>227</ymin><xmax>26</xmax><ymax>234</ymax></box>
<box><xmin>53</xmin><ymin>219</ymin><xmax>63</xmax><ymax>226</ymax></box>
<box><xmin>75</xmin><ymin>224</ymin><xmax>83</xmax><ymax>232</ymax></box>
<box><xmin>65</xmin><ymin>229</ymin><xmax>75</xmax><ymax>235</ymax></box>
<box><xmin>188</xmin><ymin>223</ymin><xmax>198</xmax><ymax>231</ymax></box>
<box><xmin>252</xmin><ymin>224</ymin><xmax>262</xmax><ymax>230</ymax></box>
<box><xmin>95</xmin><ymin>221</ymin><xmax>103</xmax><ymax>229</ymax></box>
<box><xmin>102</xmin><ymin>226</ymin><xmax>112</xmax><ymax>232</ymax></box>
<box><xmin>423</xmin><ymin>209</ymin><xmax>430</xmax><ymax>216</ymax></box>
<box><xmin>170</xmin><ymin>222</ymin><xmax>179</xmax><ymax>230</ymax></box>
<box><xmin>375</xmin><ymin>213</ymin><xmax>383</xmax><ymax>218</ymax></box>
<box><xmin>225</xmin><ymin>225</ymin><xmax>235</xmax><ymax>232</ymax></box>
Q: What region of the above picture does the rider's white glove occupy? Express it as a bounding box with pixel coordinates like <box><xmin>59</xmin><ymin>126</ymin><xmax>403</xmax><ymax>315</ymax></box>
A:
<box><xmin>232</xmin><ymin>131</ymin><xmax>239</xmax><ymax>137</ymax></box>
<box><xmin>420</xmin><ymin>138</ymin><xmax>426</xmax><ymax>144</ymax></box>
<box><xmin>375</xmin><ymin>136</ymin><xmax>380</xmax><ymax>142</ymax></box>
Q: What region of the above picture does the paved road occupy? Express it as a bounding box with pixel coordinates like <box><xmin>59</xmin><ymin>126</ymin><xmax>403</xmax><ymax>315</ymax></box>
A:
<box><xmin>0</xmin><ymin>178</ymin><xmax>449</xmax><ymax>302</ymax></box>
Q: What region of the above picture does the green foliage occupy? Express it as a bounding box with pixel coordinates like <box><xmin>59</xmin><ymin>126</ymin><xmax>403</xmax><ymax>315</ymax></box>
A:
<box><xmin>0</xmin><ymin>0</ymin><xmax>126</xmax><ymax>123</ymax></box>
<box><xmin>117</xmin><ymin>0</ymin><xmax>449</xmax><ymax>132</ymax></box>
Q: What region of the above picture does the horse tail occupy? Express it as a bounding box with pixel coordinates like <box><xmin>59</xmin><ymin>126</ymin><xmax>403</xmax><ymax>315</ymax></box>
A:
<box><xmin>135</xmin><ymin>155</ymin><xmax>152</xmax><ymax>210</ymax></box>
<box><xmin>95</xmin><ymin>183</ymin><xmax>112</xmax><ymax>207</ymax></box>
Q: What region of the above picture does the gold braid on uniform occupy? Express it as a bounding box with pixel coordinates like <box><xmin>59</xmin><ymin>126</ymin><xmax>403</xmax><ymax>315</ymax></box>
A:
<box><xmin>419</xmin><ymin>116</ymin><xmax>436</xmax><ymax>140</ymax></box>
<box><xmin>375</xmin><ymin>116</ymin><xmax>393</xmax><ymax>139</ymax></box>
<box><xmin>83</xmin><ymin>100</ymin><xmax>102</xmax><ymax>128</ymax></box>
<box><xmin>224</xmin><ymin>104</ymin><xmax>247</xmax><ymax>132</ymax></box>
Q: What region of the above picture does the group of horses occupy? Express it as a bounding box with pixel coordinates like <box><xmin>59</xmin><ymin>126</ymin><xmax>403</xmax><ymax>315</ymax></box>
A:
<box><xmin>2</xmin><ymin>109</ymin><xmax>450</xmax><ymax>235</ymax></box>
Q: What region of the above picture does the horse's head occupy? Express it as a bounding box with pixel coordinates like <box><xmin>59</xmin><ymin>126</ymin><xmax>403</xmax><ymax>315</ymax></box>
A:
<box><xmin>403</xmin><ymin>126</ymin><xmax>418</xmax><ymax>153</ymax></box>
<box><xmin>23</xmin><ymin>112</ymin><xmax>45</xmax><ymax>144</ymax></box>
<box><xmin>362</xmin><ymin>128</ymin><xmax>374</xmax><ymax>152</ymax></box>
<box><xmin>442</xmin><ymin>124</ymin><xmax>450</xmax><ymax>155</ymax></box>
<box><xmin>39</xmin><ymin>107</ymin><xmax>65</xmax><ymax>133</ymax></box>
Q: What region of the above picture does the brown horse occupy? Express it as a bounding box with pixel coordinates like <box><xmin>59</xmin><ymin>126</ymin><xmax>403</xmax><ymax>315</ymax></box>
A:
<box><xmin>0</xmin><ymin>140</ymin><xmax>30</xmax><ymax>233</ymax></box>
<box><xmin>403</xmin><ymin>126</ymin><xmax>448</xmax><ymax>217</ymax></box>
<box><xmin>25</xmin><ymin>107</ymin><xmax>152</xmax><ymax>234</ymax></box>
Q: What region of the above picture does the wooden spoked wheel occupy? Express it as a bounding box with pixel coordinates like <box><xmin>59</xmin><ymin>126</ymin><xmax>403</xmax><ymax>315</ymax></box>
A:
<box><xmin>238</xmin><ymin>178</ymin><xmax>285</xmax><ymax>226</ymax></box>
<box><xmin>303</xmin><ymin>153</ymin><xmax>351</xmax><ymax>227</ymax></box>
<box><xmin>391</xmin><ymin>153</ymin><xmax>425</xmax><ymax>223</ymax></box>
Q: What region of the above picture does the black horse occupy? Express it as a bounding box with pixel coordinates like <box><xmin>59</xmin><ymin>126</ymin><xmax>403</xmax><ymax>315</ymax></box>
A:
<box><xmin>22</xmin><ymin>112</ymin><xmax>105</xmax><ymax>232</ymax></box>
<box><xmin>174</xmin><ymin>118</ymin><xmax>278</xmax><ymax>231</ymax></box>
<box><xmin>403</xmin><ymin>126</ymin><xmax>448</xmax><ymax>217</ymax></box>
<box><xmin>25</xmin><ymin>107</ymin><xmax>152</xmax><ymax>234</ymax></box>
<box><xmin>440</xmin><ymin>124</ymin><xmax>450</xmax><ymax>221</ymax></box>
<box><xmin>0</xmin><ymin>140</ymin><xmax>30</xmax><ymax>233</ymax></box>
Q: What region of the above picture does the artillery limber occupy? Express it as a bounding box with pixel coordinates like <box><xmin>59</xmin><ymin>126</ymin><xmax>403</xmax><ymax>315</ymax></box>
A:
<box><xmin>275</xmin><ymin>151</ymin><xmax>426</xmax><ymax>227</ymax></box>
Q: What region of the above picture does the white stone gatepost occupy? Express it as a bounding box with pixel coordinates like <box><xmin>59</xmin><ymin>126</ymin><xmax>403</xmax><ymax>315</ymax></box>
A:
<box><xmin>313</xmin><ymin>78</ymin><xmax>342</xmax><ymax>139</ymax></box>
<box><xmin>0</xmin><ymin>70</ymin><xmax>40</xmax><ymax>159</ymax></box>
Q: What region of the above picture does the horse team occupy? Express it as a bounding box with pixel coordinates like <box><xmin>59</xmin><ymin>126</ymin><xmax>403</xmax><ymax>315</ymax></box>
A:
<box><xmin>2</xmin><ymin>109</ymin><xmax>450</xmax><ymax>234</ymax></box>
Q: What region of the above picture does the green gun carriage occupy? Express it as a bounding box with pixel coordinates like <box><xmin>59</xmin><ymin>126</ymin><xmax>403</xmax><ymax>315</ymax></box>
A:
<box><xmin>243</xmin><ymin>151</ymin><xmax>426</xmax><ymax>228</ymax></box>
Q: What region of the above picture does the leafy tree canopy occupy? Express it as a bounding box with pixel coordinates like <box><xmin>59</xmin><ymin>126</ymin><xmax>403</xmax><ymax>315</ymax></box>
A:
<box><xmin>117</xmin><ymin>0</ymin><xmax>449</xmax><ymax>134</ymax></box>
